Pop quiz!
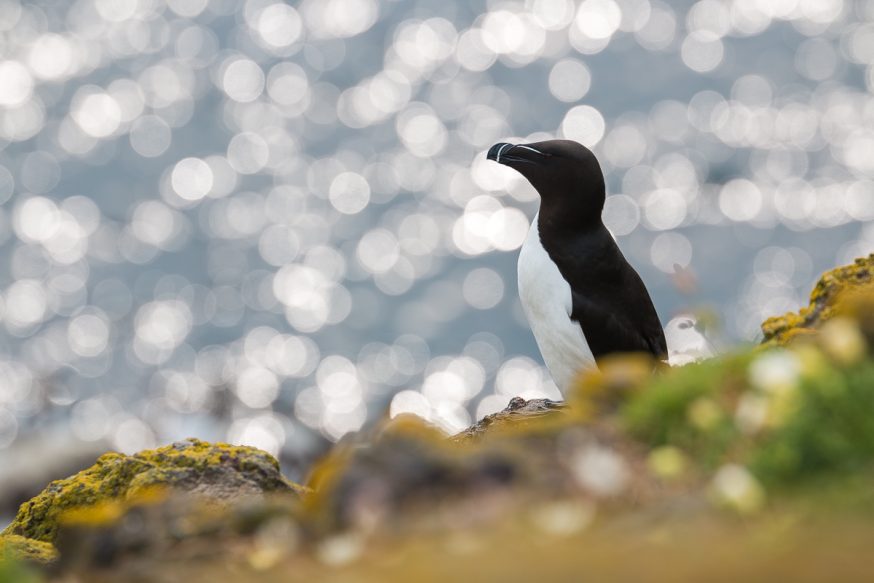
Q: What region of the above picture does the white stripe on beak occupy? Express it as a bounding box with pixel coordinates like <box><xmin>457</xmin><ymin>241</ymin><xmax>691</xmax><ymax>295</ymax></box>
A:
<box><xmin>495</xmin><ymin>143</ymin><xmax>512</xmax><ymax>163</ymax></box>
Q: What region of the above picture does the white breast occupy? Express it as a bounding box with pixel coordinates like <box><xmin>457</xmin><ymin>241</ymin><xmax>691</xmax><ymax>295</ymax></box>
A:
<box><xmin>517</xmin><ymin>213</ymin><xmax>596</xmax><ymax>395</ymax></box>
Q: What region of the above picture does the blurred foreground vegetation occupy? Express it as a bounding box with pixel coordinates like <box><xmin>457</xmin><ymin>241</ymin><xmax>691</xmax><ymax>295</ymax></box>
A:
<box><xmin>2</xmin><ymin>254</ymin><xmax>874</xmax><ymax>582</ymax></box>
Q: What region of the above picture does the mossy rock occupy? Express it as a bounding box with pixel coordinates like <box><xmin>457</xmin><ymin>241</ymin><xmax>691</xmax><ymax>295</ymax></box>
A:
<box><xmin>0</xmin><ymin>533</ymin><xmax>57</xmax><ymax>565</ymax></box>
<box><xmin>302</xmin><ymin>402</ymin><xmax>657</xmax><ymax>535</ymax></box>
<box><xmin>3</xmin><ymin>438</ymin><xmax>304</xmax><ymax>544</ymax></box>
<box><xmin>762</xmin><ymin>254</ymin><xmax>874</xmax><ymax>345</ymax></box>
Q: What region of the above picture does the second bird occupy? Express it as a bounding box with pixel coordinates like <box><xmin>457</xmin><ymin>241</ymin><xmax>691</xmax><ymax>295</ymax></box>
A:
<box><xmin>487</xmin><ymin>139</ymin><xmax>667</xmax><ymax>395</ymax></box>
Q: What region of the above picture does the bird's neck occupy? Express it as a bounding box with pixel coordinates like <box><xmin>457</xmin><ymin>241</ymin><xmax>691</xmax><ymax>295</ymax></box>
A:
<box><xmin>537</xmin><ymin>206</ymin><xmax>604</xmax><ymax>240</ymax></box>
<box><xmin>536</xmin><ymin>189</ymin><xmax>604</xmax><ymax>234</ymax></box>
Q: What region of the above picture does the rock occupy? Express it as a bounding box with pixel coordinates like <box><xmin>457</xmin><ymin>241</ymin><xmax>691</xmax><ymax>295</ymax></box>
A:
<box><xmin>3</xmin><ymin>438</ymin><xmax>304</xmax><ymax>545</ymax></box>
<box><xmin>762</xmin><ymin>253</ymin><xmax>874</xmax><ymax>345</ymax></box>
<box><xmin>52</xmin><ymin>491</ymin><xmax>290</xmax><ymax>569</ymax></box>
<box><xmin>0</xmin><ymin>533</ymin><xmax>57</xmax><ymax>565</ymax></box>
<box><xmin>303</xmin><ymin>403</ymin><xmax>657</xmax><ymax>535</ymax></box>
<box><xmin>452</xmin><ymin>397</ymin><xmax>569</xmax><ymax>441</ymax></box>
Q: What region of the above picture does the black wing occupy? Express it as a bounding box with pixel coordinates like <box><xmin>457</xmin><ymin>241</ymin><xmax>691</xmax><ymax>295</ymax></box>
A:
<box><xmin>537</xmin><ymin>220</ymin><xmax>667</xmax><ymax>362</ymax></box>
<box><xmin>570</xmin><ymin>285</ymin><xmax>667</xmax><ymax>361</ymax></box>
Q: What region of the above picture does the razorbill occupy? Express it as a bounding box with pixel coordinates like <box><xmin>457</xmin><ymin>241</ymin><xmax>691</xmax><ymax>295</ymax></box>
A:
<box><xmin>664</xmin><ymin>314</ymin><xmax>717</xmax><ymax>366</ymax></box>
<box><xmin>487</xmin><ymin>139</ymin><xmax>667</xmax><ymax>394</ymax></box>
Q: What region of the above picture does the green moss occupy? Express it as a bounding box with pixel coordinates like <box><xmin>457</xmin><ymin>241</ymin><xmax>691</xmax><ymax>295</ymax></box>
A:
<box><xmin>623</xmin><ymin>331</ymin><xmax>874</xmax><ymax>492</ymax></box>
<box><xmin>624</xmin><ymin>255</ymin><xmax>874</xmax><ymax>489</ymax></box>
<box><xmin>622</xmin><ymin>352</ymin><xmax>751</xmax><ymax>469</ymax></box>
<box><xmin>2</xmin><ymin>438</ymin><xmax>301</xmax><ymax>544</ymax></box>
<box><xmin>762</xmin><ymin>253</ymin><xmax>874</xmax><ymax>345</ymax></box>
<box><xmin>750</xmin><ymin>358</ymin><xmax>874</xmax><ymax>483</ymax></box>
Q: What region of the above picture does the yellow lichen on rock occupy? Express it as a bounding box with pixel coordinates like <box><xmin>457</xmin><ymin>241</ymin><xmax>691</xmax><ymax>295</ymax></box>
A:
<box><xmin>0</xmin><ymin>533</ymin><xmax>57</xmax><ymax>565</ymax></box>
<box><xmin>2</xmin><ymin>438</ymin><xmax>303</xmax><ymax>544</ymax></box>
<box><xmin>762</xmin><ymin>254</ymin><xmax>874</xmax><ymax>345</ymax></box>
<box><xmin>58</xmin><ymin>485</ymin><xmax>168</xmax><ymax>531</ymax></box>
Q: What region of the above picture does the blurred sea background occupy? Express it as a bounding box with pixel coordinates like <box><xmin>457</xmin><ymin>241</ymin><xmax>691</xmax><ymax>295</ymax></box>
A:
<box><xmin>0</xmin><ymin>0</ymin><xmax>872</xmax><ymax>519</ymax></box>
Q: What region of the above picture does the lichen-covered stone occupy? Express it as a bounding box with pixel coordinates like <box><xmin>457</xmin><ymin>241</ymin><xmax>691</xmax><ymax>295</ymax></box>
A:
<box><xmin>302</xmin><ymin>405</ymin><xmax>656</xmax><ymax>535</ymax></box>
<box><xmin>762</xmin><ymin>253</ymin><xmax>874</xmax><ymax>345</ymax></box>
<box><xmin>451</xmin><ymin>397</ymin><xmax>569</xmax><ymax>442</ymax></box>
<box><xmin>0</xmin><ymin>533</ymin><xmax>57</xmax><ymax>565</ymax></box>
<box><xmin>3</xmin><ymin>438</ymin><xmax>304</xmax><ymax>544</ymax></box>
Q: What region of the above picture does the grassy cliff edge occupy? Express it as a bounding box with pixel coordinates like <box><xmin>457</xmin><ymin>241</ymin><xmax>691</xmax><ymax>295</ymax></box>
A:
<box><xmin>3</xmin><ymin>255</ymin><xmax>874</xmax><ymax>580</ymax></box>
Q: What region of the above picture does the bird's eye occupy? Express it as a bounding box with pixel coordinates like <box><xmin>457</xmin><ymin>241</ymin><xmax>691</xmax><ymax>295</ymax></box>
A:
<box><xmin>678</xmin><ymin>320</ymin><xmax>692</xmax><ymax>329</ymax></box>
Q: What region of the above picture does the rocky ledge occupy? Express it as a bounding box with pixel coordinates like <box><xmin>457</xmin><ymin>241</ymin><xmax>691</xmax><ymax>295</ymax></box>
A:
<box><xmin>762</xmin><ymin>253</ymin><xmax>874</xmax><ymax>345</ymax></box>
<box><xmin>2</xmin><ymin>255</ymin><xmax>874</xmax><ymax>581</ymax></box>
<box><xmin>1</xmin><ymin>438</ymin><xmax>304</xmax><ymax>567</ymax></box>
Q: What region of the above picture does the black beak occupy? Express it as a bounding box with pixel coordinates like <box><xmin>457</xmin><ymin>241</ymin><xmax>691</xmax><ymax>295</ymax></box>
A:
<box><xmin>487</xmin><ymin>142</ymin><xmax>513</xmax><ymax>162</ymax></box>
<box><xmin>487</xmin><ymin>143</ymin><xmax>548</xmax><ymax>166</ymax></box>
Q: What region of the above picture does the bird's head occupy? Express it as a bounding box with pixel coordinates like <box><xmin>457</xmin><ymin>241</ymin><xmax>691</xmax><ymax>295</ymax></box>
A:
<box><xmin>487</xmin><ymin>139</ymin><xmax>606</xmax><ymax>226</ymax></box>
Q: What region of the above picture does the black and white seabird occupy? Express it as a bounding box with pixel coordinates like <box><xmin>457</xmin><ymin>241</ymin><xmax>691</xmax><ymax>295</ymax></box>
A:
<box><xmin>487</xmin><ymin>139</ymin><xmax>667</xmax><ymax>394</ymax></box>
